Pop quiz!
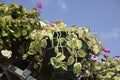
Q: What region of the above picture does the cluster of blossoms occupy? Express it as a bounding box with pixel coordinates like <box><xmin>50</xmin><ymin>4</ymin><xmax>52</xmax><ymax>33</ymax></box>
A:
<box><xmin>91</xmin><ymin>45</ymin><xmax>110</xmax><ymax>61</ymax></box>
<box><xmin>36</xmin><ymin>2</ymin><xmax>119</xmax><ymax>62</ymax></box>
<box><xmin>90</xmin><ymin>45</ymin><xmax>120</xmax><ymax>61</ymax></box>
<box><xmin>0</xmin><ymin>2</ymin><xmax>120</xmax><ymax>80</ymax></box>
<box><xmin>113</xmin><ymin>56</ymin><xmax>120</xmax><ymax>59</ymax></box>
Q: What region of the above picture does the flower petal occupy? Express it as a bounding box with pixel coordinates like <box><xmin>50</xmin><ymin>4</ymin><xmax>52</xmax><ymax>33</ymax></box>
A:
<box><xmin>49</xmin><ymin>22</ymin><xmax>56</xmax><ymax>26</ymax></box>
<box><xmin>91</xmin><ymin>55</ymin><xmax>99</xmax><ymax>61</ymax></box>
<box><xmin>37</xmin><ymin>2</ymin><xmax>42</xmax><ymax>8</ymax></box>
<box><xmin>102</xmin><ymin>49</ymin><xmax>110</xmax><ymax>53</ymax></box>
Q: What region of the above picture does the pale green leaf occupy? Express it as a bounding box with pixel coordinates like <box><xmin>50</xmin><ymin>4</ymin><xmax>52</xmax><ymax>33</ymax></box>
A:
<box><xmin>22</xmin><ymin>54</ymin><xmax>28</xmax><ymax>60</ymax></box>
<box><xmin>94</xmin><ymin>62</ymin><xmax>102</xmax><ymax>71</ymax></box>
<box><xmin>2</xmin><ymin>30</ymin><xmax>9</xmax><ymax>36</ymax></box>
<box><xmin>66</xmin><ymin>41</ymin><xmax>72</xmax><ymax>48</ymax></box>
<box><xmin>61</xmin><ymin>62</ymin><xmax>67</xmax><ymax>71</ymax></box>
<box><xmin>78</xmin><ymin>49</ymin><xmax>86</xmax><ymax>58</ymax></box>
<box><xmin>76</xmin><ymin>40</ymin><xmax>82</xmax><ymax>49</ymax></box>
<box><xmin>54</xmin><ymin>47</ymin><xmax>59</xmax><ymax>54</ymax></box>
<box><xmin>22</xmin><ymin>29</ymin><xmax>27</xmax><ymax>36</ymax></box>
<box><xmin>93</xmin><ymin>45</ymin><xmax>100</xmax><ymax>54</ymax></box>
<box><xmin>13</xmin><ymin>31</ymin><xmax>21</xmax><ymax>38</ymax></box>
<box><xmin>73</xmin><ymin>62</ymin><xmax>82</xmax><ymax>77</ymax></box>
<box><xmin>50</xmin><ymin>57</ymin><xmax>61</xmax><ymax>68</ymax></box>
<box><xmin>56</xmin><ymin>52</ymin><xmax>65</xmax><ymax>61</ymax></box>
<box><xmin>40</xmin><ymin>39</ymin><xmax>47</xmax><ymax>48</ymax></box>
<box><xmin>83</xmin><ymin>27</ymin><xmax>89</xmax><ymax>34</ymax></box>
<box><xmin>33</xmin><ymin>63</ymin><xmax>38</xmax><ymax>69</ymax></box>
<box><xmin>67</xmin><ymin>56</ymin><xmax>75</xmax><ymax>65</ymax></box>
<box><xmin>113</xmin><ymin>76</ymin><xmax>120</xmax><ymax>80</ymax></box>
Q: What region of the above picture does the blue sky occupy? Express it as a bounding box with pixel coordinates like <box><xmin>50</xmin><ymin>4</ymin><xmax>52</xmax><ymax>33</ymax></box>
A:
<box><xmin>1</xmin><ymin>0</ymin><xmax>120</xmax><ymax>57</ymax></box>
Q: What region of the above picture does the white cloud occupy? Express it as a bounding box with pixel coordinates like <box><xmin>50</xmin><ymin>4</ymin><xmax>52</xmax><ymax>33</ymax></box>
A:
<box><xmin>101</xmin><ymin>28</ymin><xmax>120</xmax><ymax>40</ymax></box>
<box><xmin>31</xmin><ymin>0</ymin><xmax>38</xmax><ymax>4</ymax></box>
<box><xmin>57</xmin><ymin>0</ymin><xmax>67</xmax><ymax>11</ymax></box>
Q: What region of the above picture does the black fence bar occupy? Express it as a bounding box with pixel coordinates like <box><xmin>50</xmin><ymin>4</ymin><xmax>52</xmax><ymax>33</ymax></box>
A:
<box><xmin>0</xmin><ymin>64</ymin><xmax>36</xmax><ymax>80</ymax></box>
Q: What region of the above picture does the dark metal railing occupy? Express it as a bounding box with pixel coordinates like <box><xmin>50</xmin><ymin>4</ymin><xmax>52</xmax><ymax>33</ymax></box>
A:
<box><xmin>0</xmin><ymin>64</ymin><xmax>36</xmax><ymax>80</ymax></box>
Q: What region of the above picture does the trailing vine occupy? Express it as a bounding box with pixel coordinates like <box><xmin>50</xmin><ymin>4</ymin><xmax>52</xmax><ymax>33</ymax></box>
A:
<box><xmin>0</xmin><ymin>2</ymin><xmax>120</xmax><ymax>80</ymax></box>
<box><xmin>22</xmin><ymin>20</ymin><xmax>102</xmax><ymax>79</ymax></box>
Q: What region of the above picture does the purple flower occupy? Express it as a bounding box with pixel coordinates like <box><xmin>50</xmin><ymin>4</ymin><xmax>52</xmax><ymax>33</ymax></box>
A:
<box><xmin>37</xmin><ymin>2</ymin><xmax>42</xmax><ymax>8</ymax></box>
<box><xmin>113</xmin><ymin>56</ymin><xmax>120</xmax><ymax>59</ymax></box>
<box><xmin>91</xmin><ymin>55</ymin><xmax>99</xmax><ymax>61</ymax></box>
<box><xmin>36</xmin><ymin>2</ymin><xmax>42</xmax><ymax>13</ymax></box>
<box><xmin>102</xmin><ymin>49</ymin><xmax>110</xmax><ymax>53</ymax></box>
<box><xmin>102</xmin><ymin>46</ymin><xmax>110</xmax><ymax>53</ymax></box>
<box><xmin>49</xmin><ymin>22</ymin><xmax>56</xmax><ymax>26</ymax></box>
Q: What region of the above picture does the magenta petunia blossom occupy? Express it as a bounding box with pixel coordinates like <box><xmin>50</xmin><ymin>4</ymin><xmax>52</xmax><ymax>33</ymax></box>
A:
<box><xmin>113</xmin><ymin>56</ymin><xmax>120</xmax><ymax>59</ymax></box>
<box><xmin>36</xmin><ymin>2</ymin><xmax>42</xmax><ymax>13</ymax></box>
<box><xmin>91</xmin><ymin>55</ymin><xmax>99</xmax><ymax>61</ymax></box>
<box><xmin>37</xmin><ymin>2</ymin><xmax>42</xmax><ymax>8</ymax></box>
<box><xmin>102</xmin><ymin>46</ymin><xmax>110</xmax><ymax>53</ymax></box>
<box><xmin>102</xmin><ymin>48</ymin><xmax>110</xmax><ymax>53</ymax></box>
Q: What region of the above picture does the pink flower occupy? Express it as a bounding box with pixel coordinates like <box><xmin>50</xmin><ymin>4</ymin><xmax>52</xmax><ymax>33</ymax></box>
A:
<box><xmin>102</xmin><ymin>49</ymin><xmax>110</xmax><ymax>53</ymax></box>
<box><xmin>37</xmin><ymin>2</ymin><xmax>42</xmax><ymax>8</ymax></box>
<box><xmin>113</xmin><ymin>56</ymin><xmax>120</xmax><ymax>59</ymax></box>
<box><xmin>102</xmin><ymin>46</ymin><xmax>110</xmax><ymax>53</ymax></box>
<box><xmin>91</xmin><ymin>55</ymin><xmax>99</xmax><ymax>61</ymax></box>
<box><xmin>49</xmin><ymin>22</ymin><xmax>56</xmax><ymax>26</ymax></box>
<box><xmin>36</xmin><ymin>2</ymin><xmax>42</xmax><ymax>13</ymax></box>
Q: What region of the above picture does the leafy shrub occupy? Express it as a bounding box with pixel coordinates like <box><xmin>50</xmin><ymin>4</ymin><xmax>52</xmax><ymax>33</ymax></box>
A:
<box><xmin>0</xmin><ymin>2</ymin><xmax>120</xmax><ymax>80</ymax></box>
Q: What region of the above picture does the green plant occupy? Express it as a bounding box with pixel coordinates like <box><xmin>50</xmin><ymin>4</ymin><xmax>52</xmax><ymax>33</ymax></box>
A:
<box><xmin>0</xmin><ymin>2</ymin><xmax>40</xmax><ymax>50</ymax></box>
<box><xmin>22</xmin><ymin>19</ymin><xmax>103</xmax><ymax>80</ymax></box>
<box><xmin>92</xmin><ymin>55</ymin><xmax>120</xmax><ymax>80</ymax></box>
<box><xmin>0</xmin><ymin>2</ymin><xmax>120</xmax><ymax>80</ymax></box>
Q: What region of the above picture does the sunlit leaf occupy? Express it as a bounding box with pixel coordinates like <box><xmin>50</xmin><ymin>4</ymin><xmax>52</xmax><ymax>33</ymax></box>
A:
<box><xmin>67</xmin><ymin>56</ymin><xmax>75</xmax><ymax>65</ymax></box>
<box><xmin>73</xmin><ymin>62</ymin><xmax>82</xmax><ymax>77</ymax></box>
<box><xmin>22</xmin><ymin>54</ymin><xmax>28</xmax><ymax>60</ymax></box>
<box><xmin>94</xmin><ymin>62</ymin><xmax>102</xmax><ymax>71</ymax></box>
<box><xmin>113</xmin><ymin>76</ymin><xmax>120</xmax><ymax>80</ymax></box>
<box><xmin>82</xmin><ymin>27</ymin><xmax>89</xmax><ymax>34</ymax></box>
<box><xmin>13</xmin><ymin>31</ymin><xmax>21</xmax><ymax>38</ymax></box>
<box><xmin>56</xmin><ymin>52</ymin><xmax>65</xmax><ymax>61</ymax></box>
<box><xmin>50</xmin><ymin>57</ymin><xmax>61</xmax><ymax>68</ymax></box>
<box><xmin>76</xmin><ymin>40</ymin><xmax>82</xmax><ymax>49</ymax></box>
<box><xmin>78</xmin><ymin>49</ymin><xmax>86</xmax><ymax>58</ymax></box>
<box><xmin>54</xmin><ymin>47</ymin><xmax>59</xmax><ymax>54</ymax></box>
<box><xmin>66</xmin><ymin>40</ymin><xmax>76</xmax><ymax>49</ymax></box>
<box><xmin>61</xmin><ymin>62</ymin><xmax>67</xmax><ymax>71</ymax></box>
<box><xmin>93</xmin><ymin>45</ymin><xmax>99</xmax><ymax>54</ymax></box>
<box><xmin>2</xmin><ymin>29</ymin><xmax>9</xmax><ymax>36</ymax></box>
<box><xmin>66</xmin><ymin>41</ymin><xmax>72</xmax><ymax>48</ymax></box>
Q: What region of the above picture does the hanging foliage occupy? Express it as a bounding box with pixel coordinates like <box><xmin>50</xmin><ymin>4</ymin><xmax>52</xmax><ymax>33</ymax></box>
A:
<box><xmin>0</xmin><ymin>2</ymin><xmax>120</xmax><ymax>80</ymax></box>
